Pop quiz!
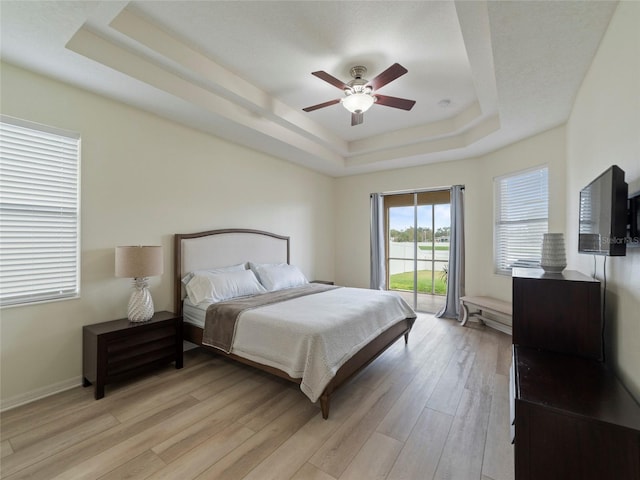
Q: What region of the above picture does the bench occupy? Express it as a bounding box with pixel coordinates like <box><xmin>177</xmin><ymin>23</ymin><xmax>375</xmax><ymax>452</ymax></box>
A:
<box><xmin>459</xmin><ymin>295</ymin><xmax>512</xmax><ymax>335</ymax></box>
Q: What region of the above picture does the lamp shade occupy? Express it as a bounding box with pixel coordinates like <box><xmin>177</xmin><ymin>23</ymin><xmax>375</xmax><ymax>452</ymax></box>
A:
<box><xmin>115</xmin><ymin>246</ymin><xmax>163</xmax><ymax>278</ymax></box>
<box><xmin>341</xmin><ymin>93</ymin><xmax>375</xmax><ymax>113</ymax></box>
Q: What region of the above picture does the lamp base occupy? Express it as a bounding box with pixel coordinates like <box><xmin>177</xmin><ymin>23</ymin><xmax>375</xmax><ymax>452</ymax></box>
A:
<box><xmin>127</xmin><ymin>278</ymin><xmax>154</xmax><ymax>322</ymax></box>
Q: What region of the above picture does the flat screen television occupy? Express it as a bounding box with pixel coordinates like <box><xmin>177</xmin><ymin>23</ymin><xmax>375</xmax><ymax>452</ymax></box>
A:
<box><xmin>578</xmin><ymin>165</ymin><xmax>628</xmax><ymax>256</ymax></box>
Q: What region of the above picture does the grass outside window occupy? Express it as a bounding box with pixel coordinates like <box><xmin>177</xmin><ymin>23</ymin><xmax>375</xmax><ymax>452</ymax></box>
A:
<box><xmin>389</xmin><ymin>270</ymin><xmax>447</xmax><ymax>295</ymax></box>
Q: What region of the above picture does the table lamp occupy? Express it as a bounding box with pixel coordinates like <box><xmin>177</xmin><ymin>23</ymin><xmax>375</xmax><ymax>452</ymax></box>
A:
<box><xmin>115</xmin><ymin>246</ymin><xmax>163</xmax><ymax>322</ymax></box>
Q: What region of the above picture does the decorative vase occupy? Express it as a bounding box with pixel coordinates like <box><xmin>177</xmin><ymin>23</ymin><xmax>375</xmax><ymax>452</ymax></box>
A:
<box><xmin>541</xmin><ymin>233</ymin><xmax>566</xmax><ymax>273</ymax></box>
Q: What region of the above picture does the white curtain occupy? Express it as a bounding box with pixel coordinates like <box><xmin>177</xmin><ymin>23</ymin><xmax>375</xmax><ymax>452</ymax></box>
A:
<box><xmin>370</xmin><ymin>193</ymin><xmax>386</xmax><ymax>290</ymax></box>
<box><xmin>436</xmin><ymin>185</ymin><xmax>465</xmax><ymax>319</ymax></box>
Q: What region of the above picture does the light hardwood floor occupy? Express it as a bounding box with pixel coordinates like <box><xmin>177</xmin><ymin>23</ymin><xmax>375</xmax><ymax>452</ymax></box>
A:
<box><xmin>0</xmin><ymin>314</ymin><xmax>514</xmax><ymax>480</ymax></box>
<box><xmin>394</xmin><ymin>292</ymin><xmax>446</xmax><ymax>315</ymax></box>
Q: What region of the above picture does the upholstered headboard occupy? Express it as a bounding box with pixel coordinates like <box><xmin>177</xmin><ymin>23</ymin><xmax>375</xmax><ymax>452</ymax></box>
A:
<box><xmin>174</xmin><ymin>228</ymin><xmax>290</xmax><ymax>315</ymax></box>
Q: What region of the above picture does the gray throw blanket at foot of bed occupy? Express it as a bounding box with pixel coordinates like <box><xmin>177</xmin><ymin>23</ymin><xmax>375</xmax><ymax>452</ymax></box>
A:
<box><xmin>202</xmin><ymin>283</ymin><xmax>340</xmax><ymax>353</ymax></box>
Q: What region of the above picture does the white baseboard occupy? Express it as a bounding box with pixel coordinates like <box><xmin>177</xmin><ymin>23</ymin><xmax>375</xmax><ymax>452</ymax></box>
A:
<box><xmin>1</xmin><ymin>376</ymin><xmax>82</xmax><ymax>412</ymax></box>
<box><xmin>3</xmin><ymin>344</ymin><xmax>197</xmax><ymax>412</ymax></box>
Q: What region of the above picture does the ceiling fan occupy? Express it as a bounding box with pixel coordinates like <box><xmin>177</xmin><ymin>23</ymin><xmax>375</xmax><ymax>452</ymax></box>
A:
<box><xmin>302</xmin><ymin>63</ymin><xmax>416</xmax><ymax>126</ymax></box>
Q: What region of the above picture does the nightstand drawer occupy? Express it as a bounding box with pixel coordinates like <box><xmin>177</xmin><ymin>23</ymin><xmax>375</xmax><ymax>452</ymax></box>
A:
<box><xmin>106</xmin><ymin>326</ymin><xmax>176</xmax><ymax>354</ymax></box>
<box><xmin>107</xmin><ymin>344</ymin><xmax>176</xmax><ymax>378</ymax></box>
<box><xmin>107</xmin><ymin>335</ymin><xmax>176</xmax><ymax>366</ymax></box>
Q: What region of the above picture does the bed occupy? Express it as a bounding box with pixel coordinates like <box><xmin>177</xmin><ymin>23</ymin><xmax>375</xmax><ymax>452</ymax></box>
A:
<box><xmin>174</xmin><ymin>228</ymin><xmax>416</xmax><ymax>419</ymax></box>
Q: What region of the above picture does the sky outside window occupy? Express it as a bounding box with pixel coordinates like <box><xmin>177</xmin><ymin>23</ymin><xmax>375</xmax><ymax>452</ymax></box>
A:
<box><xmin>389</xmin><ymin>205</ymin><xmax>450</xmax><ymax>232</ymax></box>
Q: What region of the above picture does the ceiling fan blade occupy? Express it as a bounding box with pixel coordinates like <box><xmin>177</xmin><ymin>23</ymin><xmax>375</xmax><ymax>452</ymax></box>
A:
<box><xmin>374</xmin><ymin>94</ymin><xmax>416</xmax><ymax>111</ymax></box>
<box><xmin>351</xmin><ymin>111</ymin><xmax>364</xmax><ymax>126</ymax></box>
<box><xmin>312</xmin><ymin>71</ymin><xmax>350</xmax><ymax>90</ymax></box>
<box><xmin>302</xmin><ymin>99</ymin><xmax>341</xmax><ymax>112</ymax></box>
<box><xmin>366</xmin><ymin>63</ymin><xmax>408</xmax><ymax>90</ymax></box>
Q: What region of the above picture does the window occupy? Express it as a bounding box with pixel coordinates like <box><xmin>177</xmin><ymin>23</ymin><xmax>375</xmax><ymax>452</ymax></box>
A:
<box><xmin>494</xmin><ymin>166</ymin><xmax>548</xmax><ymax>275</ymax></box>
<box><xmin>0</xmin><ymin>116</ymin><xmax>80</xmax><ymax>306</ymax></box>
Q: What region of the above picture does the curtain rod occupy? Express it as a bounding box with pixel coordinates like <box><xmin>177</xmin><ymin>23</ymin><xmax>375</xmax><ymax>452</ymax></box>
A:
<box><xmin>371</xmin><ymin>185</ymin><xmax>465</xmax><ymax>197</ymax></box>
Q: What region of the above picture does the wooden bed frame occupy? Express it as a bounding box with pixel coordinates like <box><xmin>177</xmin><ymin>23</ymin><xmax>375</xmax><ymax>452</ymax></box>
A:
<box><xmin>174</xmin><ymin>228</ymin><xmax>414</xmax><ymax>419</ymax></box>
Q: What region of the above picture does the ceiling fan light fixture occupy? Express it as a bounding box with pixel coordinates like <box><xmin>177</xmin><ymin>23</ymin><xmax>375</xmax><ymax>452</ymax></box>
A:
<box><xmin>303</xmin><ymin>63</ymin><xmax>414</xmax><ymax>125</ymax></box>
<box><xmin>341</xmin><ymin>92</ymin><xmax>375</xmax><ymax>113</ymax></box>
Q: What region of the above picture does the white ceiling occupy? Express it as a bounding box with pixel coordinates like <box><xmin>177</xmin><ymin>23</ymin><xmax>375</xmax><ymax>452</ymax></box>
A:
<box><xmin>0</xmin><ymin>1</ymin><xmax>617</xmax><ymax>177</ymax></box>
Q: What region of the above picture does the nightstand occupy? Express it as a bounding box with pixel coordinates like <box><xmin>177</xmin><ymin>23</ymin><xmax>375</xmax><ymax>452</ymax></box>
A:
<box><xmin>83</xmin><ymin>311</ymin><xmax>183</xmax><ymax>399</ymax></box>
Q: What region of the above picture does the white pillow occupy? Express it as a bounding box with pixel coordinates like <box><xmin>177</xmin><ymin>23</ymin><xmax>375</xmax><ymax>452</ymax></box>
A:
<box><xmin>185</xmin><ymin>269</ymin><xmax>266</xmax><ymax>304</ymax></box>
<box><xmin>250</xmin><ymin>263</ymin><xmax>308</xmax><ymax>292</ymax></box>
<box><xmin>181</xmin><ymin>262</ymin><xmax>246</xmax><ymax>286</ymax></box>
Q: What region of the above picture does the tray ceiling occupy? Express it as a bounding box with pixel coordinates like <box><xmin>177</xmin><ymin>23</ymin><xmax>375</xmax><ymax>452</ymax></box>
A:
<box><xmin>0</xmin><ymin>1</ymin><xmax>618</xmax><ymax>176</ymax></box>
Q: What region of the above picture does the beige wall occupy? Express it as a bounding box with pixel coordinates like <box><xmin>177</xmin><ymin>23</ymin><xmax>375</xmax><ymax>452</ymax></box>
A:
<box><xmin>334</xmin><ymin>126</ymin><xmax>566</xmax><ymax>302</ymax></box>
<box><xmin>566</xmin><ymin>1</ymin><xmax>640</xmax><ymax>400</ymax></box>
<box><xmin>0</xmin><ymin>63</ymin><xmax>335</xmax><ymax>408</ymax></box>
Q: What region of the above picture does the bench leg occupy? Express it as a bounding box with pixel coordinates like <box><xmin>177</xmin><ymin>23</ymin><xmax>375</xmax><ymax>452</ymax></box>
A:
<box><xmin>459</xmin><ymin>300</ymin><xmax>469</xmax><ymax>326</ymax></box>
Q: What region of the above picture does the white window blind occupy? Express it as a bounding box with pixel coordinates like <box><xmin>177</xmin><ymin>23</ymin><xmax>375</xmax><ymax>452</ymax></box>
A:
<box><xmin>0</xmin><ymin>116</ymin><xmax>80</xmax><ymax>306</ymax></box>
<box><xmin>494</xmin><ymin>166</ymin><xmax>548</xmax><ymax>275</ymax></box>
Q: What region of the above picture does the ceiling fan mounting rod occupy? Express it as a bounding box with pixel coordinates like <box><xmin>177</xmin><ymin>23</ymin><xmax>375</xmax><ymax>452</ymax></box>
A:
<box><xmin>346</xmin><ymin>66</ymin><xmax>370</xmax><ymax>95</ymax></box>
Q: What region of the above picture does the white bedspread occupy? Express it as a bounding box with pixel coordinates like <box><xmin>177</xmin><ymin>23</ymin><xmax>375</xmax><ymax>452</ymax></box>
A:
<box><xmin>229</xmin><ymin>287</ymin><xmax>416</xmax><ymax>402</ymax></box>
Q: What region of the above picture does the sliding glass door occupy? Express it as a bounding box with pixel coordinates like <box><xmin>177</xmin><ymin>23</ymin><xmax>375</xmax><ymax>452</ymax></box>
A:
<box><xmin>385</xmin><ymin>190</ymin><xmax>450</xmax><ymax>312</ymax></box>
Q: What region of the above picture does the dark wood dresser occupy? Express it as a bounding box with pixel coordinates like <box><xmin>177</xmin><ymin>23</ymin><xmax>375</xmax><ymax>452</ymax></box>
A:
<box><xmin>511</xmin><ymin>346</ymin><xmax>640</xmax><ymax>480</ymax></box>
<box><xmin>511</xmin><ymin>269</ymin><xmax>640</xmax><ymax>480</ymax></box>
<box><xmin>83</xmin><ymin>311</ymin><xmax>183</xmax><ymax>399</ymax></box>
<box><xmin>513</xmin><ymin>268</ymin><xmax>602</xmax><ymax>360</ymax></box>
